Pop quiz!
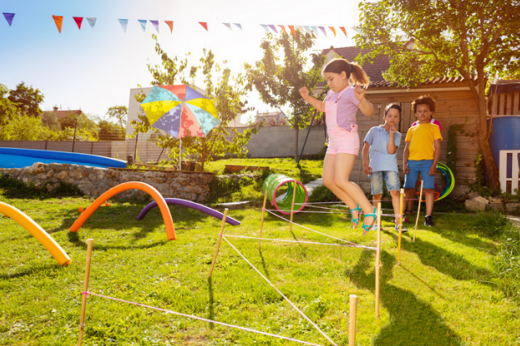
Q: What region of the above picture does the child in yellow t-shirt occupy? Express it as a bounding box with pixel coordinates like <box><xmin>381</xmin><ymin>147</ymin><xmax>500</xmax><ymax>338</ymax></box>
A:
<box><xmin>403</xmin><ymin>96</ymin><xmax>442</xmax><ymax>227</ymax></box>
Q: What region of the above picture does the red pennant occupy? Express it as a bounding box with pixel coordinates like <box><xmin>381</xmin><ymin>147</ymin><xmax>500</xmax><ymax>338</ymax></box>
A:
<box><xmin>52</xmin><ymin>15</ymin><xmax>63</xmax><ymax>33</ymax></box>
<box><xmin>165</xmin><ymin>20</ymin><xmax>173</xmax><ymax>33</ymax></box>
<box><xmin>288</xmin><ymin>25</ymin><xmax>296</xmax><ymax>37</ymax></box>
<box><xmin>73</xmin><ymin>17</ymin><xmax>83</xmax><ymax>30</ymax></box>
<box><xmin>329</xmin><ymin>27</ymin><xmax>337</xmax><ymax>37</ymax></box>
<box><xmin>199</xmin><ymin>22</ymin><xmax>208</xmax><ymax>31</ymax></box>
<box><xmin>339</xmin><ymin>27</ymin><xmax>348</xmax><ymax>38</ymax></box>
<box><xmin>278</xmin><ymin>25</ymin><xmax>287</xmax><ymax>34</ymax></box>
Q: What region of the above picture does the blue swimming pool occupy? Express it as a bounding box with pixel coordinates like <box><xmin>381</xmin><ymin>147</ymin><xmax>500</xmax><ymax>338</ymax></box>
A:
<box><xmin>0</xmin><ymin>147</ymin><xmax>127</xmax><ymax>169</ymax></box>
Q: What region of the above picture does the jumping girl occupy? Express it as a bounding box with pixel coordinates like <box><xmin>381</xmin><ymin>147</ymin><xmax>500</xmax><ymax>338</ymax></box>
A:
<box><xmin>299</xmin><ymin>58</ymin><xmax>376</xmax><ymax>235</ymax></box>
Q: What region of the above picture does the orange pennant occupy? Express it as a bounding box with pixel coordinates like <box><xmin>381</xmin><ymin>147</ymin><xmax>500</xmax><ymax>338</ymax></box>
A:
<box><xmin>288</xmin><ymin>25</ymin><xmax>296</xmax><ymax>37</ymax></box>
<box><xmin>339</xmin><ymin>26</ymin><xmax>348</xmax><ymax>38</ymax></box>
<box><xmin>278</xmin><ymin>25</ymin><xmax>287</xmax><ymax>34</ymax></box>
<box><xmin>199</xmin><ymin>22</ymin><xmax>208</xmax><ymax>31</ymax></box>
<box><xmin>52</xmin><ymin>15</ymin><xmax>63</xmax><ymax>33</ymax></box>
<box><xmin>329</xmin><ymin>27</ymin><xmax>337</xmax><ymax>37</ymax></box>
<box><xmin>165</xmin><ymin>20</ymin><xmax>173</xmax><ymax>33</ymax></box>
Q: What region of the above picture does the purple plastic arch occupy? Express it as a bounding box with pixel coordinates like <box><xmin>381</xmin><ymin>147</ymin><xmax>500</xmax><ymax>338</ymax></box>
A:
<box><xmin>137</xmin><ymin>198</ymin><xmax>240</xmax><ymax>226</ymax></box>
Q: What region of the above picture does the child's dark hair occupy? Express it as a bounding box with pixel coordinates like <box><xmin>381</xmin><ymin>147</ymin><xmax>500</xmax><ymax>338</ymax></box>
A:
<box><xmin>412</xmin><ymin>95</ymin><xmax>436</xmax><ymax>113</ymax></box>
<box><xmin>322</xmin><ymin>58</ymin><xmax>370</xmax><ymax>88</ymax></box>
<box><xmin>384</xmin><ymin>103</ymin><xmax>401</xmax><ymax>116</ymax></box>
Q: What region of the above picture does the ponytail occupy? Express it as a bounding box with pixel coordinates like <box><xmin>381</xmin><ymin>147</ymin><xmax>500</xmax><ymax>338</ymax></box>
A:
<box><xmin>349</xmin><ymin>62</ymin><xmax>370</xmax><ymax>88</ymax></box>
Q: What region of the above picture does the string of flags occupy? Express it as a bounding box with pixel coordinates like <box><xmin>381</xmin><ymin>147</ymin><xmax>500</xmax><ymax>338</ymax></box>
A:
<box><xmin>2</xmin><ymin>12</ymin><xmax>348</xmax><ymax>38</ymax></box>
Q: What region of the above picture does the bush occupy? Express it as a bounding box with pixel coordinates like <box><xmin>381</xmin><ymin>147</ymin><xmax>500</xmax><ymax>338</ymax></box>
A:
<box><xmin>0</xmin><ymin>174</ymin><xmax>83</xmax><ymax>199</ymax></box>
<box><xmin>207</xmin><ymin>174</ymin><xmax>263</xmax><ymax>204</ymax></box>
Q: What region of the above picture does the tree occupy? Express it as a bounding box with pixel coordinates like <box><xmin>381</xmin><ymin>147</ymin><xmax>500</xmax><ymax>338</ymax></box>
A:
<box><xmin>7</xmin><ymin>82</ymin><xmax>44</xmax><ymax>117</ymax></box>
<box><xmin>355</xmin><ymin>0</ymin><xmax>520</xmax><ymax>189</ymax></box>
<box><xmin>245</xmin><ymin>31</ymin><xmax>326</xmax><ymax>160</ymax></box>
<box><xmin>98</xmin><ymin>120</ymin><xmax>125</xmax><ymax>141</ymax></box>
<box><xmin>131</xmin><ymin>35</ymin><xmax>260</xmax><ymax>171</ymax></box>
<box><xmin>58</xmin><ymin>112</ymin><xmax>99</xmax><ymax>141</ymax></box>
<box><xmin>0</xmin><ymin>83</ymin><xmax>18</xmax><ymax>126</ymax></box>
<box><xmin>106</xmin><ymin>105</ymin><xmax>128</xmax><ymax>130</ymax></box>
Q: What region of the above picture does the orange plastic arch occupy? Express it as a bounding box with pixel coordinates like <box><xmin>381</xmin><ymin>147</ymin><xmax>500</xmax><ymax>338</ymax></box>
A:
<box><xmin>70</xmin><ymin>182</ymin><xmax>176</xmax><ymax>240</ymax></box>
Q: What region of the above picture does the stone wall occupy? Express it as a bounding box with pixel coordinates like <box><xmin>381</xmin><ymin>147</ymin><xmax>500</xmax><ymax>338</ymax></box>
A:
<box><xmin>0</xmin><ymin>163</ymin><xmax>214</xmax><ymax>202</ymax></box>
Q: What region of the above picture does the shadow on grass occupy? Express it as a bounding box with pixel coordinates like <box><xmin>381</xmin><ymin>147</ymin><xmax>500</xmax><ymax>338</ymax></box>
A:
<box><xmin>349</xmin><ymin>250</ymin><xmax>462</xmax><ymax>346</ymax></box>
<box><xmin>67</xmin><ymin>231</ymin><xmax>168</xmax><ymax>250</ymax></box>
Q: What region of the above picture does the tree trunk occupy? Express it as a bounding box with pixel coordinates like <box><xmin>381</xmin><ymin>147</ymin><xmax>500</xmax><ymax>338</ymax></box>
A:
<box><xmin>294</xmin><ymin>116</ymin><xmax>299</xmax><ymax>161</ymax></box>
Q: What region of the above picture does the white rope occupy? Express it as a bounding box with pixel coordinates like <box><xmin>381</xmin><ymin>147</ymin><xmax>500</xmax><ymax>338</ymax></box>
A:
<box><xmin>266</xmin><ymin>210</ymin><xmax>375</xmax><ymax>250</ymax></box>
<box><xmin>222</xmin><ymin>237</ymin><xmax>338</xmax><ymax>346</ymax></box>
<box><xmin>84</xmin><ymin>292</ymin><xmax>324</xmax><ymax>346</ymax></box>
<box><xmin>225</xmin><ymin>234</ymin><xmax>378</xmax><ymax>250</ymax></box>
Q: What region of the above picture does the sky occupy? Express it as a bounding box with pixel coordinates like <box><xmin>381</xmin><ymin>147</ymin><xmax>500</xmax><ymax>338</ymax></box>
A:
<box><xmin>0</xmin><ymin>0</ymin><xmax>361</xmax><ymax>123</ymax></box>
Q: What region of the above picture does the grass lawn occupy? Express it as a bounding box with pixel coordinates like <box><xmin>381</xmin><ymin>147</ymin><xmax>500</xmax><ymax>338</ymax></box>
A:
<box><xmin>1</xmin><ymin>159</ymin><xmax>519</xmax><ymax>345</ymax></box>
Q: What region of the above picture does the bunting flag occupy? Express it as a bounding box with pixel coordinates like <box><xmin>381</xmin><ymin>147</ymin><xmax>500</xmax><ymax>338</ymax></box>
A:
<box><xmin>311</xmin><ymin>26</ymin><xmax>318</xmax><ymax>35</ymax></box>
<box><xmin>318</xmin><ymin>26</ymin><xmax>327</xmax><ymax>37</ymax></box>
<box><xmin>138</xmin><ymin>19</ymin><xmax>147</xmax><ymax>31</ymax></box>
<box><xmin>260</xmin><ymin>24</ymin><xmax>269</xmax><ymax>32</ymax></box>
<box><xmin>329</xmin><ymin>26</ymin><xmax>336</xmax><ymax>37</ymax></box>
<box><xmin>52</xmin><ymin>15</ymin><xmax>63</xmax><ymax>33</ymax></box>
<box><xmin>268</xmin><ymin>24</ymin><xmax>277</xmax><ymax>33</ymax></box>
<box><xmin>223</xmin><ymin>23</ymin><xmax>231</xmax><ymax>30</ymax></box>
<box><xmin>278</xmin><ymin>25</ymin><xmax>286</xmax><ymax>34</ymax></box>
<box><xmin>233</xmin><ymin>23</ymin><xmax>242</xmax><ymax>30</ymax></box>
<box><xmin>199</xmin><ymin>22</ymin><xmax>208</xmax><ymax>31</ymax></box>
<box><xmin>73</xmin><ymin>17</ymin><xmax>83</xmax><ymax>30</ymax></box>
<box><xmin>165</xmin><ymin>20</ymin><xmax>173</xmax><ymax>33</ymax></box>
<box><xmin>86</xmin><ymin>17</ymin><xmax>96</xmax><ymax>29</ymax></box>
<box><xmin>339</xmin><ymin>26</ymin><xmax>347</xmax><ymax>38</ymax></box>
<box><xmin>150</xmin><ymin>20</ymin><xmax>159</xmax><ymax>32</ymax></box>
<box><xmin>118</xmin><ymin>19</ymin><xmax>128</xmax><ymax>32</ymax></box>
<box><xmin>304</xmin><ymin>26</ymin><xmax>312</xmax><ymax>33</ymax></box>
<box><xmin>288</xmin><ymin>25</ymin><xmax>296</xmax><ymax>37</ymax></box>
<box><xmin>3</xmin><ymin>12</ymin><xmax>15</xmax><ymax>26</ymax></box>
<box><xmin>296</xmin><ymin>25</ymin><xmax>304</xmax><ymax>33</ymax></box>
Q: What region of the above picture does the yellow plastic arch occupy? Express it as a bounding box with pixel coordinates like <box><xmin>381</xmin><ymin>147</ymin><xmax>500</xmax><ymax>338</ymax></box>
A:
<box><xmin>0</xmin><ymin>202</ymin><xmax>71</xmax><ymax>266</ymax></box>
<box><xmin>70</xmin><ymin>182</ymin><xmax>176</xmax><ymax>240</ymax></box>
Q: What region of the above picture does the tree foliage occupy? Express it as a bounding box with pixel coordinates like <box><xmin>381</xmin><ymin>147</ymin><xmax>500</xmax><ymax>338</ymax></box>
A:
<box><xmin>131</xmin><ymin>35</ymin><xmax>260</xmax><ymax>171</ymax></box>
<box><xmin>106</xmin><ymin>105</ymin><xmax>128</xmax><ymax>129</ymax></box>
<box><xmin>355</xmin><ymin>0</ymin><xmax>520</xmax><ymax>189</ymax></box>
<box><xmin>7</xmin><ymin>82</ymin><xmax>44</xmax><ymax>117</ymax></box>
<box><xmin>245</xmin><ymin>31</ymin><xmax>326</xmax><ymax>159</ymax></box>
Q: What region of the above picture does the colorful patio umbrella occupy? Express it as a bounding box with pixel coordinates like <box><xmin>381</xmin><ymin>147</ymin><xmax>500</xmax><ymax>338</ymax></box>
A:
<box><xmin>140</xmin><ymin>85</ymin><xmax>220</xmax><ymax>170</ymax></box>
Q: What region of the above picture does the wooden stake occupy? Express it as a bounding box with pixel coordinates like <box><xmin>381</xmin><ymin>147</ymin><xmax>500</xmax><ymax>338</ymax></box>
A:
<box><xmin>258</xmin><ymin>191</ymin><xmax>268</xmax><ymax>249</ymax></box>
<box><xmin>375</xmin><ymin>203</ymin><xmax>381</xmax><ymax>320</ymax></box>
<box><xmin>348</xmin><ymin>294</ymin><xmax>358</xmax><ymax>346</ymax></box>
<box><xmin>208</xmin><ymin>208</ymin><xmax>228</xmax><ymax>277</ymax></box>
<box><xmin>397</xmin><ymin>188</ymin><xmax>404</xmax><ymax>264</ymax></box>
<box><xmin>289</xmin><ymin>180</ymin><xmax>297</xmax><ymax>232</ymax></box>
<box><xmin>77</xmin><ymin>239</ymin><xmax>93</xmax><ymax>346</ymax></box>
<box><xmin>413</xmin><ymin>180</ymin><xmax>424</xmax><ymax>242</ymax></box>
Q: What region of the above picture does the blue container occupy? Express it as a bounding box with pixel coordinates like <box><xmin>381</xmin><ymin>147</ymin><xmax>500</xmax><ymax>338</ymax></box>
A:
<box><xmin>488</xmin><ymin>116</ymin><xmax>520</xmax><ymax>171</ymax></box>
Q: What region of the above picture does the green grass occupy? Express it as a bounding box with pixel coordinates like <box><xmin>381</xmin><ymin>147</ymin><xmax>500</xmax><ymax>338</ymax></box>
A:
<box><xmin>1</xmin><ymin>177</ymin><xmax>519</xmax><ymax>345</ymax></box>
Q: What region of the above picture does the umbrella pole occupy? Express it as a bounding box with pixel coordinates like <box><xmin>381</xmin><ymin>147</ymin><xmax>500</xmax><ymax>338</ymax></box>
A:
<box><xmin>179</xmin><ymin>136</ymin><xmax>182</xmax><ymax>171</ymax></box>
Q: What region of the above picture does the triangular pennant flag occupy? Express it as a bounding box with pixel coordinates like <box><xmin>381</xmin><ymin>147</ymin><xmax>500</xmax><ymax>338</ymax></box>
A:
<box><xmin>278</xmin><ymin>25</ymin><xmax>287</xmax><ymax>34</ymax></box>
<box><xmin>223</xmin><ymin>23</ymin><xmax>231</xmax><ymax>30</ymax></box>
<box><xmin>73</xmin><ymin>17</ymin><xmax>83</xmax><ymax>30</ymax></box>
<box><xmin>304</xmin><ymin>26</ymin><xmax>312</xmax><ymax>33</ymax></box>
<box><xmin>165</xmin><ymin>20</ymin><xmax>173</xmax><ymax>33</ymax></box>
<box><xmin>150</xmin><ymin>20</ymin><xmax>159</xmax><ymax>32</ymax></box>
<box><xmin>268</xmin><ymin>24</ymin><xmax>277</xmax><ymax>33</ymax></box>
<box><xmin>260</xmin><ymin>24</ymin><xmax>269</xmax><ymax>32</ymax></box>
<box><xmin>311</xmin><ymin>26</ymin><xmax>318</xmax><ymax>34</ymax></box>
<box><xmin>52</xmin><ymin>15</ymin><xmax>63</xmax><ymax>33</ymax></box>
<box><xmin>233</xmin><ymin>23</ymin><xmax>242</xmax><ymax>31</ymax></box>
<box><xmin>118</xmin><ymin>19</ymin><xmax>128</xmax><ymax>33</ymax></box>
<box><xmin>199</xmin><ymin>22</ymin><xmax>208</xmax><ymax>31</ymax></box>
<box><xmin>319</xmin><ymin>26</ymin><xmax>327</xmax><ymax>37</ymax></box>
<box><xmin>288</xmin><ymin>25</ymin><xmax>296</xmax><ymax>37</ymax></box>
<box><xmin>86</xmin><ymin>17</ymin><xmax>96</xmax><ymax>29</ymax></box>
<box><xmin>339</xmin><ymin>26</ymin><xmax>348</xmax><ymax>38</ymax></box>
<box><xmin>296</xmin><ymin>25</ymin><xmax>304</xmax><ymax>33</ymax></box>
<box><xmin>3</xmin><ymin>13</ymin><xmax>15</xmax><ymax>26</ymax></box>
<box><xmin>138</xmin><ymin>19</ymin><xmax>147</xmax><ymax>31</ymax></box>
<box><xmin>329</xmin><ymin>27</ymin><xmax>336</xmax><ymax>37</ymax></box>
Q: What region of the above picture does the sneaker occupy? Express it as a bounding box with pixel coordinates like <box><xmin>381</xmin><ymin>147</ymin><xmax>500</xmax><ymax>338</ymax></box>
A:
<box><xmin>402</xmin><ymin>213</ymin><xmax>409</xmax><ymax>223</ymax></box>
<box><xmin>424</xmin><ymin>215</ymin><xmax>434</xmax><ymax>227</ymax></box>
<box><xmin>395</xmin><ymin>224</ymin><xmax>408</xmax><ymax>233</ymax></box>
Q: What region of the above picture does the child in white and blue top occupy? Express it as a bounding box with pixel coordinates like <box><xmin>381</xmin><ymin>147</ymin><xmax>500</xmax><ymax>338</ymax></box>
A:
<box><xmin>362</xmin><ymin>103</ymin><xmax>406</xmax><ymax>232</ymax></box>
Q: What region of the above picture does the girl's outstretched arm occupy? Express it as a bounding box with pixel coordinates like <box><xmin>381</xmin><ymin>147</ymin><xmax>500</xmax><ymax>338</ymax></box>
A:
<box><xmin>299</xmin><ymin>87</ymin><xmax>325</xmax><ymax>113</ymax></box>
<box><xmin>354</xmin><ymin>85</ymin><xmax>374</xmax><ymax>117</ymax></box>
